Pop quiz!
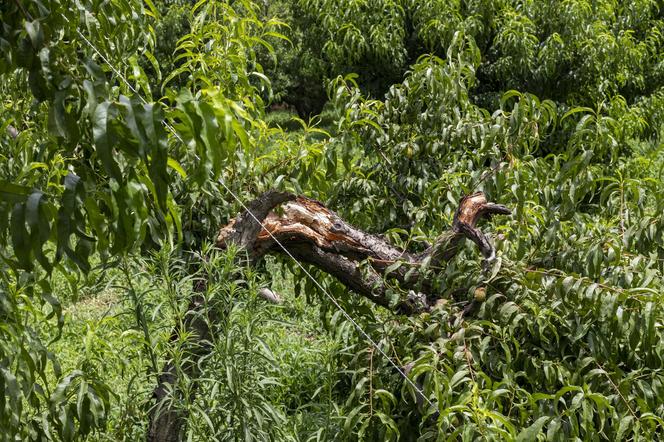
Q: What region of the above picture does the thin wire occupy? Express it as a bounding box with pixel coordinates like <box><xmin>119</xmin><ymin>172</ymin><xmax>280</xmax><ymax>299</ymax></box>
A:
<box><xmin>71</xmin><ymin>17</ymin><xmax>435</xmax><ymax>408</ymax></box>
<box><xmin>63</xmin><ymin>15</ymin><xmax>184</xmax><ymax>143</ymax></box>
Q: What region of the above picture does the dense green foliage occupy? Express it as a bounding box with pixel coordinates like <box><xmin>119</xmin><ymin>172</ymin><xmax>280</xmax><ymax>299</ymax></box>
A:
<box><xmin>260</xmin><ymin>0</ymin><xmax>664</xmax><ymax>117</ymax></box>
<box><xmin>1</xmin><ymin>0</ymin><xmax>663</xmax><ymax>440</ymax></box>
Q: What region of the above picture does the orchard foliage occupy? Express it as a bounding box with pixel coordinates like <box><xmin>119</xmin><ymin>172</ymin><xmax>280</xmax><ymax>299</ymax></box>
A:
<box><xmin>264</xmin><ymin>0</ymin><xmax>664</xmax><ymax>117</ymax></box>
<box><xmin>0</xmin><ymin>0</ymin><xmax>285</xmax><ymax>438</ymax></box>
<box><xmin>1</xmin><ymin>0</ymin><xmax>663</xmax><ymax>440</ymax></box>
<box><xmin>317</xmin><ymin>36</ymin><xmax>664</xmax><ymax>438</ymax></box>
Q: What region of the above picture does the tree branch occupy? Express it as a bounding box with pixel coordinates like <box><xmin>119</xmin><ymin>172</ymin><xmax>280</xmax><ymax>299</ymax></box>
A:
<box><xmin>216</xmin><ymin>190</ymin><xmax>510</xmax><ymax>314</ymax></box>
<box><xmin>148</xmin><ymin>190</ymin><xmax>510</xmax><ymax>441</ymax></box>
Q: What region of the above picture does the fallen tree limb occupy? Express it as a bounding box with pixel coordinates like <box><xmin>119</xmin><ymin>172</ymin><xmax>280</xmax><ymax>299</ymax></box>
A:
<box><xmin>216</xmin><ymin>190</ymin><xmax>510</xmax><ymax>314</ymax></box>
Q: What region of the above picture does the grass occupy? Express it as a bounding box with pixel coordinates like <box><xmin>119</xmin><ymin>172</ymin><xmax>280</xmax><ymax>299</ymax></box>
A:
<box><xmin>42</xmin><ymin>251</ymin><xmax>344</xmax><ymax>440</ymax></box>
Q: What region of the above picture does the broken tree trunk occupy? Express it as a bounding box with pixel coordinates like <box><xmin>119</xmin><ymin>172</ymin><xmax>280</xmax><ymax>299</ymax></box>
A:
<box><xmin>148</xmin><ymin>190</ymin><xmax>509</xmax><ymax>441</ymax></box>
<box><xmin>216</xmin><ymin>190</ymin><xmax>510</xmax><ymax>313</ymax></box>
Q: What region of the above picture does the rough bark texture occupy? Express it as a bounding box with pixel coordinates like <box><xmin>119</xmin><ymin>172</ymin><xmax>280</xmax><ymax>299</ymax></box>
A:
<box><xmin>216</xmin><ymin>190</ymin><xmax>510</xmax><ymax>313</ymax></box>
<box><xmin>148</xmin><ymin>190</ymin><xmax>509</xmax><ymax>441</ymax></box>
<box><xmin>148</xmin><ymin>278</ymin><xmax>211</xmax><ymax>442</ymax></box>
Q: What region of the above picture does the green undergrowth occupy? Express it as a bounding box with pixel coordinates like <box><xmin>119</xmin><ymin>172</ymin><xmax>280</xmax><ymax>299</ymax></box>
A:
<box><xmin>38</xmin><ymin>250</ymin><xmax>344</xmax><ymax>440</ymax></box>
<box><xmin>2</xmin><ymin>0</ymin><xmax>664</xmax><ymax>439</ymax></box>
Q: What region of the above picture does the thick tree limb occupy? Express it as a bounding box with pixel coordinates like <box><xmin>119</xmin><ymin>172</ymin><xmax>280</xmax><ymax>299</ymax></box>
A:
<box><xmin>216</xmin><ymin>191</ymin><xmax>510</xmax><ymax>314</ymax></box>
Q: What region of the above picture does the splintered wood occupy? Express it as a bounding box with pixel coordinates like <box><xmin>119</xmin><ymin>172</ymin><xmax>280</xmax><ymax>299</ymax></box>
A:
<box><xmin>215</xmin><ymin>190</ymin><xmax>510</xmax><ymax>314</ymax></box>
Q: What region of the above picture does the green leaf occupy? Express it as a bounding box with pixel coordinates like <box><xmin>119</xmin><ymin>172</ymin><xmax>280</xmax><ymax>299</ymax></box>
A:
<box><xmin>616</xmin><ymin>415</ymin><xmax>633</xmax><ymax>440</ymax></box>
<box><xmin>516</xmin><ymin>416</ymin><xmax>549</xmax><ymax>442</ymax></box>
<box><xmin>0</xmin><ymin>181</ymin><xmax>32</xmax><ymax>203</ymax></box>
<box><xmin>10</xmin><ymin>202</ymin><xmax>31</xmax><ymax>269</ymax></box>
<box><xmin>561</xmin><ymin>106</ymin><xmax>594</xmax><ymax>122</ymax></box>
<box><xmin>92</xmin><ymin>102</ymin><xmax>122</xmax><ymax>181</ymax></box>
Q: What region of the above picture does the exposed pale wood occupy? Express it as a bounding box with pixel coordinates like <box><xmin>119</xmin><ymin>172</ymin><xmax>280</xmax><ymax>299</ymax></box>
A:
<box><xmin>258</xmin><ymin>287</ymin><xmax>282</xmax><ymax>304</ymax></box>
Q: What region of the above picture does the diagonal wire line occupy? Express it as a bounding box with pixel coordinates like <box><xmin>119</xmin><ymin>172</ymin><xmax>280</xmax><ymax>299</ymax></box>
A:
<box><xmin>70</xmin><ymin>15</ymin><xmax>435</xmax><ymax>409</ymax></box>
<box><xmin>63</xmin><ymin>15</ymin><xmax>184</xmax><ymax>142</ymax></box>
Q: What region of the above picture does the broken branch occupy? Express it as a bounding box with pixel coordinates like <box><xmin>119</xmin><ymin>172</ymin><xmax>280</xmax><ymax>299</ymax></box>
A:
<box><xmin>216</xmin><ymin>190</ymin><xmax>510</xmax><ymax>314</ymax></box>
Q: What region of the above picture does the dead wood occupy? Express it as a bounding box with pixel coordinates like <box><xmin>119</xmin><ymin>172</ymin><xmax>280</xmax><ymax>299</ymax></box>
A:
<box><xmin>216</xmin><ymin>190</ymin><xmax>510</xmax><ymax>314</ymax></box>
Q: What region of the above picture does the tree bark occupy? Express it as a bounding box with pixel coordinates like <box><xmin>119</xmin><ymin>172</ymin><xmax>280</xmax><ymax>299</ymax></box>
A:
<box><xmin>147</xmin><ymin>190</ymin><xmax>509</xmax><ymax>441</ymax></box>
<box><xmin>147</xmin><ymin>279</ymin><xmax>210</xmax><ymax>442</ymax></box>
